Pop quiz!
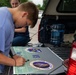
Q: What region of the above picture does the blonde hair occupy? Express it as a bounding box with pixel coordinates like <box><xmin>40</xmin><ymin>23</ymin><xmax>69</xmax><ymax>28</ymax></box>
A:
<box><xmin>18</xmin><ymin>2</ymin><xmax>38</xmax><ymax>28</ymax></box>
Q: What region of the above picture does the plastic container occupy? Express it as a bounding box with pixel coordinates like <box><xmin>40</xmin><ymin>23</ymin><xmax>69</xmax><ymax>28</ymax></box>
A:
<box><xmin>50</xmin><ymin>24</ymin><xmax>65</xmax><ymax>46</ymax></box>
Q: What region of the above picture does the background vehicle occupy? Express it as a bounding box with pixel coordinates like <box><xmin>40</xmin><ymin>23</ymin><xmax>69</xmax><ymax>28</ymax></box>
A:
<box><xmin>38</xmin><ymin>10</ymin><xmax>43</xmax><ymax>18</ymax></box>
<box><xmin>38</xmin><ymin>0</ymin><xmax>76</xmax><ymax>44</ymax></box>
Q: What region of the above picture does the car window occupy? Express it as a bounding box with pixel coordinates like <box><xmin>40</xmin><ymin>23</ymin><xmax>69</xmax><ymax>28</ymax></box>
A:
<box><xmin>57</xmin><ymin>0</ymin><xmax>76</xmax><ymax>13</ymax></box>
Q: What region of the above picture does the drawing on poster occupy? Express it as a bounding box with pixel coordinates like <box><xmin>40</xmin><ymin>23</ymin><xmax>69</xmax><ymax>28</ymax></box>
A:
<box><xmin>25</xmin><ymin>48</ymin><xmax>42</xmax><ymax>53</ymax></box>
<box><xmin>30</xmin><ymin>60</ymin><xmax>53</xmax><ymax>70</ymax></box>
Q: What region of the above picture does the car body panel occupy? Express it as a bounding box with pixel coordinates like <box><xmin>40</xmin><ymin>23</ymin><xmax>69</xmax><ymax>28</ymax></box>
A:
<box><xmin>44</xmin><ymin>0</ymin><xmax>76</xmax><ymax>15</ymax></box>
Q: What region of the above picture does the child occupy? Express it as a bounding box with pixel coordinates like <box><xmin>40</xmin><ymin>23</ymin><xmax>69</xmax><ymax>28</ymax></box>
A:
<box><xmin>0</xmin><ymin>2</ymin><xmax>38</xmax><ymax>73</ymax></box>
<box><xmin>10</xmin><ymin>0</ymin><xmax>30</xmax><ymax>46</ymax></box>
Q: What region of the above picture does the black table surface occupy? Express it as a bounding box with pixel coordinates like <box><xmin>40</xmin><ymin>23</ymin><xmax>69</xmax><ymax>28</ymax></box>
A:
<box><xmin>44</xmin><ymin>43</ymin><xmax>71</xmax><ymax>60</ymax></box>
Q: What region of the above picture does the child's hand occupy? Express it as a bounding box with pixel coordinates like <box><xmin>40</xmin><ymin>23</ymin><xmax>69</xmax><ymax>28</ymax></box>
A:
<box><xmin>13</xmin><ymin>55</ymin><xmax>26</xmax><ymax>66</ymax></box>
<box><xmin>13</xmin><ymin>54</ymin><xmax>21</xmax><ymax>59</ymax></box>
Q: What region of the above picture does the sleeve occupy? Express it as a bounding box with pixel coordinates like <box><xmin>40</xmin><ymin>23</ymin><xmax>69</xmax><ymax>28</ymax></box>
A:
<box><xmin>0</xmin><ymin>27</ymin><xmax>5</xmax><ymax>52</ymax></box>
<box><xmin>9</xmin><ymin>47</ymin><xmax>16</xmax><ymax>57</ymax></box>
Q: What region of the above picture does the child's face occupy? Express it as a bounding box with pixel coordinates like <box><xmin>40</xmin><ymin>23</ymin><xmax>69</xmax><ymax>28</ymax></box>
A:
<box><xmin>15</xmin><ymin>12</ymin><xmax>32</xmax><ymax>27</ymax></box>
<box><xmin>10</xmin><ymin>0</ymin><xmax>20</xmax><ymax>8</ymax></box>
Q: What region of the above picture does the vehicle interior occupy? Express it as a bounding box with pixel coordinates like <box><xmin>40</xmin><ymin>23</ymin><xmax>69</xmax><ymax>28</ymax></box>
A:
<box><xmin>38</xmin><ymin>0</ymin><xmax>76</xmax><ymax>43</ymax></box>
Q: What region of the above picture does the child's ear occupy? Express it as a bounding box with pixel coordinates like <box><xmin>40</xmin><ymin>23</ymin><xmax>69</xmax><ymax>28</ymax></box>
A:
<box><xmin>22</xmin><ymin>12</ymin><xmax>28</xmax><ymax>17</ymax></box>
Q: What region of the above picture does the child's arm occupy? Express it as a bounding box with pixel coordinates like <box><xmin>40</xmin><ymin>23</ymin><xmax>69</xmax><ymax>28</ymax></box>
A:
<box><xmin>0</xmin><ymin>52</ymin><xmax>26</xmax><ymax>66</ymax></box>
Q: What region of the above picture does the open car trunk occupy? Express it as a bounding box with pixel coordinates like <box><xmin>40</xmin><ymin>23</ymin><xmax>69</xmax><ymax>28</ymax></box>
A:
<box><xmin>38</xmin><ymin>0</ymin><xmax>76</xmax><ymax>43</ymax></box>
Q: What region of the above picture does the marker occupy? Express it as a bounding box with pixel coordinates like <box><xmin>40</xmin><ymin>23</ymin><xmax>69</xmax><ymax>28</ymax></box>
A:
<box><xmin>25</xmin><ymin>59</ymin><xmax>29</xmax><ymax>62</ymax></box>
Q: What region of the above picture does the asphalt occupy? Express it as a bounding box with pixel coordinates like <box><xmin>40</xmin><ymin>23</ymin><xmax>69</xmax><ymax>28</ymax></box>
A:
<box><xmin>29</xmin><ymin>19</ymin><xmax>41</xmax><ymax>44</ymax></box>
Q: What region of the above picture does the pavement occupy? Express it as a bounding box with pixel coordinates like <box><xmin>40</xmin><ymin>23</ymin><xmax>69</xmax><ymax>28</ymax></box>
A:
<box><xmin>28</xmin><ymin>18</ymin><xmax>74</xmax><ymax>46</ymax></box>
<box><xmin>28</xmin><ymin>19</ymin><xmax>41</xmax><ymax>45</ymax></box>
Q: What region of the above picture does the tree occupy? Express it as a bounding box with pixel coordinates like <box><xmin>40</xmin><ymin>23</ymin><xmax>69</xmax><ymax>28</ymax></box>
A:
<box><xmin>0</xmin><ymin>0</ymin><xmax>10</xmax><ymax>7</ymax></box>
<box><xmin>43</xmin><ymin>0</ymin><xmax>47</xmax><ymax>9</ymax></box>
<box><xmin>40</xmin><ymin>0</ymin><xmax>48</xmax><ymax>10</ymax></box>
<box><xmin>20</xmin><ymin>0</ymin><xmax>28</xmax><ymax>3</ymax></box>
